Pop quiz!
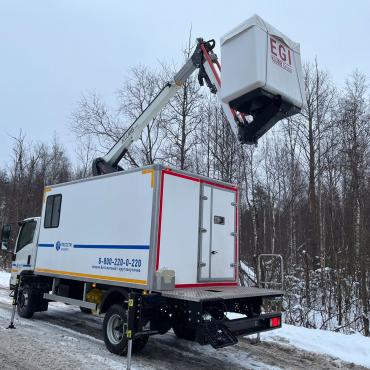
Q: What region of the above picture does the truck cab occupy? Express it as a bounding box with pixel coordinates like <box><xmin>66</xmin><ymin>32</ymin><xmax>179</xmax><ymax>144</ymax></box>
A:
<box><xmin>10</xmin><ymin>217</ymin><xmax>40</xmax><ymax>288</ymax></box>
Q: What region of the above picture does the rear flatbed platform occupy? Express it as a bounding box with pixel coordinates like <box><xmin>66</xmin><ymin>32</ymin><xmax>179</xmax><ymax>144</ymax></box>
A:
<box><xmin>158</xmin><ymin>286</ymin><xmax>284</xmax><ymax>302</ymax></box>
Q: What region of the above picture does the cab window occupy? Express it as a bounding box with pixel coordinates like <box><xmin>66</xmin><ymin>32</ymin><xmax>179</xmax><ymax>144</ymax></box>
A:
<box><xmin>16</xmin><ymin>221</ymin><xmax>37</xmax><ymax>253</ymax></box>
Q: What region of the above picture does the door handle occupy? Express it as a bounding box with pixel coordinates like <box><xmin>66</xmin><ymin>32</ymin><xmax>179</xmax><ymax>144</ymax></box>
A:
<box><xmin>211</xmin><ymin>251</ymin><xmax>218</xmax><ymax>255</ymax></box>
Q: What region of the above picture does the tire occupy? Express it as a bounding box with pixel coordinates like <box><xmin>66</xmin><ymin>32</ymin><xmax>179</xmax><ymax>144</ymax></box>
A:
<box><xmin>173</xmin><ymin>322</ymin><xmax>196</xmax><ymax>341</ymax></box>
<box><xmin>17</xmin><ymin>284</ymin><xmax>35</xmax><ymax>319</ymax></box>
<box><xmin>80</xmin><ymin>307</ymin><xmax>92</xmax><ymax>314</ymax></box>
<box><xmin>103</xmin><ymin>304</ymin><xmax>149</xmax><ymax>356</ymax></box>
<box><xmin>132</xmin><ymin>335</ymin><xmax>149</xmax><ymax>353</ymax></box>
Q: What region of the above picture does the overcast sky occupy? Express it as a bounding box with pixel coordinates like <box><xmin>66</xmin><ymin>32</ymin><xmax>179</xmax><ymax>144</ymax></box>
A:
<box><xmin>0</xmin><ymin>0</ymin><xmax>369</xmax><ymax>167</ymax></box>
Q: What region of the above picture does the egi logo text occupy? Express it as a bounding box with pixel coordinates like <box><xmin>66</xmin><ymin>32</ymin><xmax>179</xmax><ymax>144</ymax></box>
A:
<box><xmin>269</xmin><ymin>36</ymin><xmax>293</xmax><ymax>73</ymax></box>
<box><xmin>55</xmin><ymin>241</ymin><xmax>73</xmax><ymax>251</ymax></box>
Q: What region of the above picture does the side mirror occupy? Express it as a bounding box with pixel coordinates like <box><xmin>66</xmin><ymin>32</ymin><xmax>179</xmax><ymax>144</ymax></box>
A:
<box><xmin>0</xmin><ymin>224</ymin><xmax>11</xmax><ymax>251</ymax></box>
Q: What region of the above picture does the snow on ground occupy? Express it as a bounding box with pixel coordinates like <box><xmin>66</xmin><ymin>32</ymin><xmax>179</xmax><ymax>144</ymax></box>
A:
<box><xmin>240</xmin><ymin>261</ymin><xmax>256</xmax><ymax>286</ymax></box>
<box><xmin>0</xmin><ymin>270</ymin><xmax>10</xmax><ymax>288</ymax></box>
<box><xmin>0</xmin><ymin>270</ymin><xmax>369</xmax><ymax>369</ymax></box>
<box><xmin>261</xmin><ymin>323</ymin><xmax>370</xmax><ymax>369</ymax></box>
<box><xmin>0</xmin><ymin>296</ymin><xmax>276</xmax><ymax>370</ymax></box>
<box><xmin>0</xmin><ymin>301</ymin><xmax>149</xmax><ymax>370</ymax></box>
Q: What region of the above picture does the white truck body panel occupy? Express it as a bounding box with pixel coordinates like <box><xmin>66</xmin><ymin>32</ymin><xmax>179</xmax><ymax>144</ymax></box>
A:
<box><xmin>220</xmin><ymin>14</ymin><xmax>305</xmax><ymax>109</ymax></box>
<box><xmin>35</xmin><ymin>169</ymin><xmax>154</xmax><ymax>287</ymax></box>
<box><xmin>157</xmin><ymin>172</ymin><xmax>200</xmax><ymax>285</ymax></box>
<box><xmin>24</xmin><ymin>165</ymin><xmax>238</xmax><ymax>290</ymax></box>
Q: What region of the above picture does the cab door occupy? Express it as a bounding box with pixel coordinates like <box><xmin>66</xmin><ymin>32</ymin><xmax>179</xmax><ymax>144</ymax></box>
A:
<box><xmin>11</xmin><ymin>218</ymin><xmax>40</xmax><ymax>284</ymax></box>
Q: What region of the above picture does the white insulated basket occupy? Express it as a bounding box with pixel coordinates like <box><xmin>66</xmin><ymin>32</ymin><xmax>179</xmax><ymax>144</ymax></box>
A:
<box><xmin>220</xmin><ymin>14</ymin><xmax>305</xmax><ymax>109</ymax></box>
<box><xmin>35</xmin><ymin>165</ymin><xmax>239</xmax><ymax>290</ymax></box>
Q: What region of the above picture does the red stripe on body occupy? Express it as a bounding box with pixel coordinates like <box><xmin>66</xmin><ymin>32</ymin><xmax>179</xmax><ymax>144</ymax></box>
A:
<box><xmin>155</xmin><ymin>170</ymin><xmax>165</xmax><ymax>270</ymax></box>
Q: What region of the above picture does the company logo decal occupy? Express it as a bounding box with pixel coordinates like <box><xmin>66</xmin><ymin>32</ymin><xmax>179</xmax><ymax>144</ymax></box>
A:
<box><xmin>55</xmin><ymin>241</ymin><xmax>72</xmax><ymax>251</ymax></box>
<box><xmin>270</xmin><ymin>37</ymin><xmax>293</xmax><ymax>73</ymax></box>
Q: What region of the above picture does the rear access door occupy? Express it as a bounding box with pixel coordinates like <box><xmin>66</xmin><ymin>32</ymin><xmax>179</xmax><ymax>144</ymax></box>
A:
<box><xmin>198</xmin><ymin>184</ymin><xmax>237</xmax><ymax>282</ymax></box>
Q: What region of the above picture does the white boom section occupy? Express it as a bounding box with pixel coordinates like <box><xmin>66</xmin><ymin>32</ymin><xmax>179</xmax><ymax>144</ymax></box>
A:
<box><xmin>94</xmin><ymin>40</ymin><xmax>241</xmax><ymax>175</ymax></box>
<box><xmin>103</xmin><ymin>82</ymin><xmax>183</xmax><ymax>166</ymax></box>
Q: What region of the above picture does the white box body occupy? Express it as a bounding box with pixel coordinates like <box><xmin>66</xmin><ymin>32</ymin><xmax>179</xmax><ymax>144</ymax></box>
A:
<box><xmin>35</xmin><ymin>165</ymin><xmax>239</xmax><ymax>290</ymax></box>
<box><xmin>220</xmin><ymin>14</ymin><xmax>305</xmax><ymax>109</ymax></box>
<box><xmin>36</xmin><ymin>168</ymin><xmax>153</xmax><ymax>287</ymax></box>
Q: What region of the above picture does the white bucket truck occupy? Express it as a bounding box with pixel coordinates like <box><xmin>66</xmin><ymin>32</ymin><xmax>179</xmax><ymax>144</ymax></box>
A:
<box><xmin>1</xmin><ymin>15</ymin><xmax>304</xmax><ymax>358</ymax></box>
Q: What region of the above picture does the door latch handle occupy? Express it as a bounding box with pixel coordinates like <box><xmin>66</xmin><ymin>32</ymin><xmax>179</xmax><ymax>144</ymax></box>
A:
<box><xmin>211</xmin><ymin>251</ymin><xmax>218</xmax><ymax>255</ymax></box>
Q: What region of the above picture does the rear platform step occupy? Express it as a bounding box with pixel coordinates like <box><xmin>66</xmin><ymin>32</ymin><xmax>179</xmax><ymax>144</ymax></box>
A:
<box><xmin>198</xmin><ymin>319</ymin><xmax>238</xmax><ymax>349</ymax></box>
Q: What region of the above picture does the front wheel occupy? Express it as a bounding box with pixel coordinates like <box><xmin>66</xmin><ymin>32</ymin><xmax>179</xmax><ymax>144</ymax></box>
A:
<box><xmin>17</xmin><ymin>284</ymin><xmax>35</xmax><ymax>319</ymax></box>
<box><xmin>103</xmin><ymin>304</ymin><xmax>148</xmax><ymax>356</ymax></box>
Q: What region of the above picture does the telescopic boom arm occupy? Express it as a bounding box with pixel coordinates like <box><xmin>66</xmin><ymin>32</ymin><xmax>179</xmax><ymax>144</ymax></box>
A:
<box><xmin>92</xmin><ymin>38</ymin><xmax>245</xmax><ymax>176</ymax></box>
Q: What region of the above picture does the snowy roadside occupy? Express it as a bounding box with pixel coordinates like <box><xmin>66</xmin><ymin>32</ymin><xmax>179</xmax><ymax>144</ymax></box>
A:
<box><xmin>261</xmin><ymin>323</ymin><xmax>370</xmax><ymax>368</ymax></box>
<box><xmin>0</xmin><ymin>270</ymin><xmax>10</xmax><ymax>287</ymax></box>
<box><xmin>228</xmin><ymin>310</ymin><xmax>370</xmax><ymax>369</ymax></box>
<box><xmin>0</xmin><ymin>270</ymin><xmax>369</xmax><ymax>370</ymax></box>
<box><xmin>0</xmin><ymin>301</ymin><xmax>152</xmax><ymax>370</ymax></box>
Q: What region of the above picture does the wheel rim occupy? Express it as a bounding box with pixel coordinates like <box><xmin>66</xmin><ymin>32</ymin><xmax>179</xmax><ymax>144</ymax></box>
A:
<box><xmin>107</xmin><ymin>313</ymin><xmax>125</xmax><ymax>345</ymax></box>
<box><xmin>19</xmin><ymin>290</ymin><xmax>29</xmax><ymax>309</ymax></box>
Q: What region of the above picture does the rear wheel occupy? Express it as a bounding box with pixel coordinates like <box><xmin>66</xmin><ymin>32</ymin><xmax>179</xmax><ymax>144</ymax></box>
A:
<box><xmin>103</xmin><ymin>304</ymin><xmax>148</xmax><ymax>356</ymax></box>
<box><xmin>173</xmin><ymin>322</ymin><xmax>196</xmax><ymax>341</ymax></box>
<box><xmin>17</xmin><ymin>284</ymin><xmax>35</xmax><ymax>319</ymax></box>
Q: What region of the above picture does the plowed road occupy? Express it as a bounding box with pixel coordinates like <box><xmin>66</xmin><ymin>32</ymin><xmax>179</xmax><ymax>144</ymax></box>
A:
<box><xmin>0</xmin><ymin>287</ymin><xmax>366</xmax><ymax>370</ymax></box>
